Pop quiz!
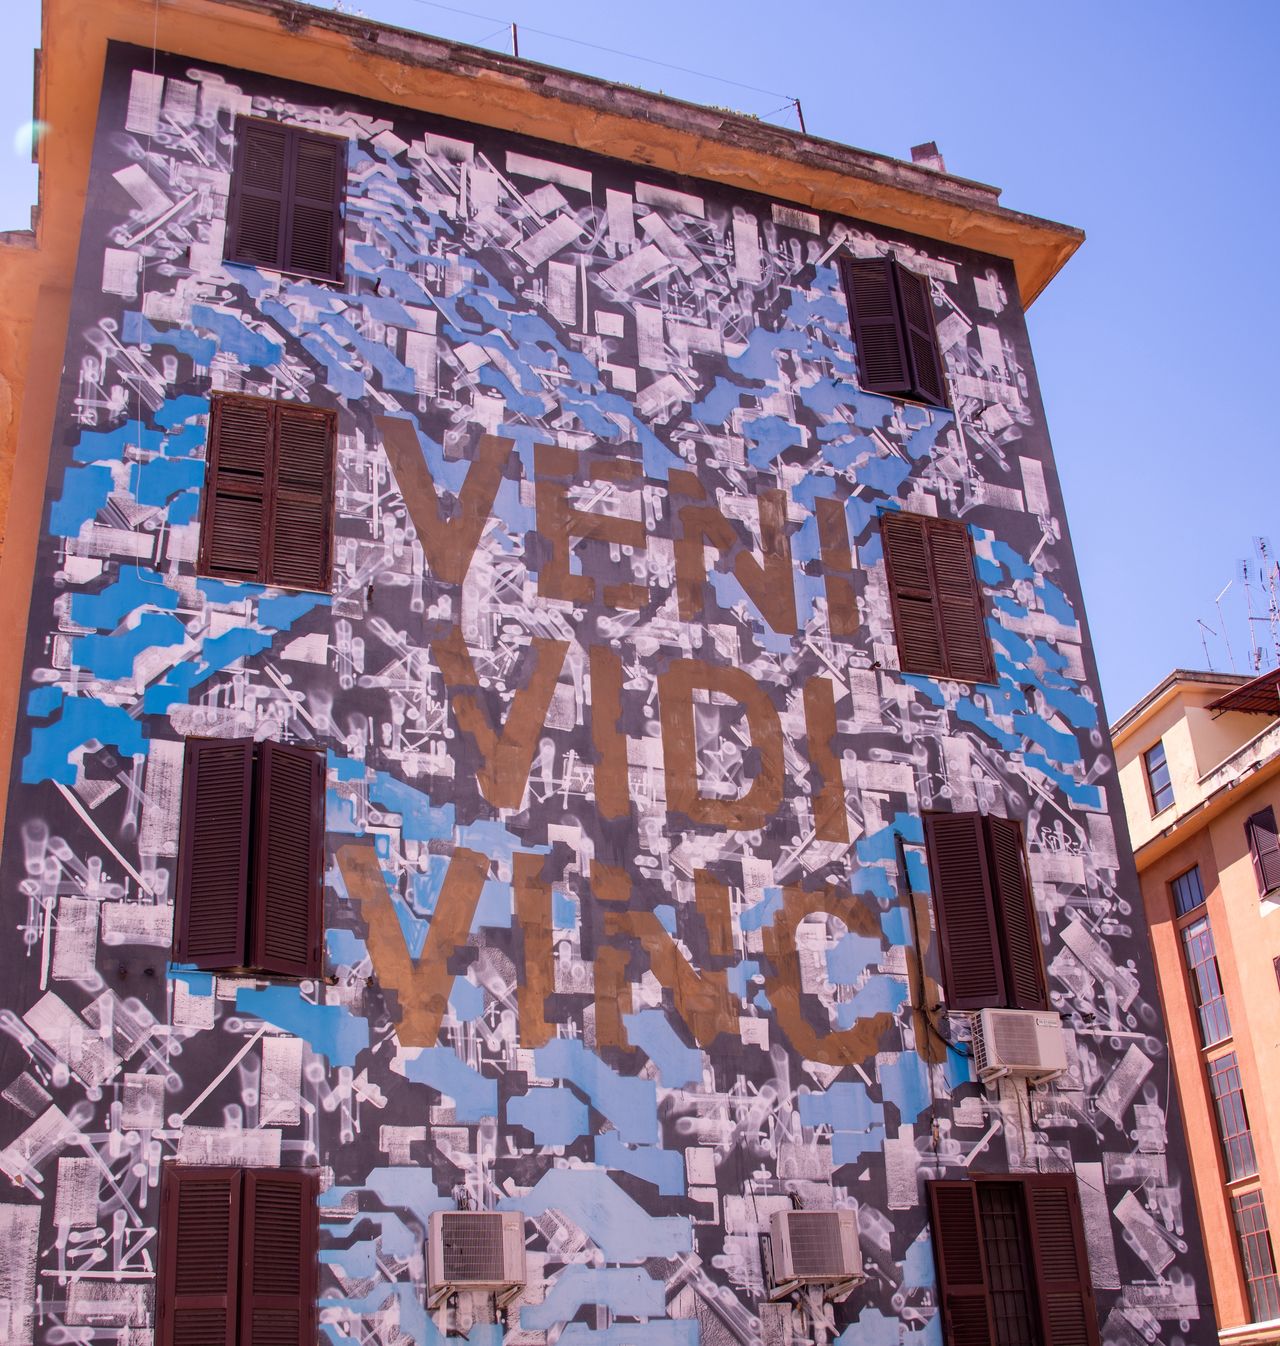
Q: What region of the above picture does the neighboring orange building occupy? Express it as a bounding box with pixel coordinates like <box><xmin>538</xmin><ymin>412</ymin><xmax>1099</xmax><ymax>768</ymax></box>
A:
<box><xmin>1114</xmin><ymin>667</ymin><xmax>1280</xmax><ymax>1344</ymax></box>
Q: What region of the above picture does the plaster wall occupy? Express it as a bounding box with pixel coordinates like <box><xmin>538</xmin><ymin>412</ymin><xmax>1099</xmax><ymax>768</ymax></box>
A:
<box><xmin>0</xmin><ymin>38</ymin><xmax>1210</xmax><ymax>1346</ymax></box>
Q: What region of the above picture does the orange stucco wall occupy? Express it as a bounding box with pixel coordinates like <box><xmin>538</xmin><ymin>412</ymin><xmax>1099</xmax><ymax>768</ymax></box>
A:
<box><xmin>1140</xmin><ymin>770</ymin><xmax>1280</xmax><ymax>1333</ymax></box>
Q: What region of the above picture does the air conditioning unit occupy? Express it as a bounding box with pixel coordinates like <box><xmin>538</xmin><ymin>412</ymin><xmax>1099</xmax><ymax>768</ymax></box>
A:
<box><xmin>972</xmin><ymin>1008</ymin><xmax>1067</xmax><ymax>1085</ymax></box>
<box><xmin>769</xmin><ymin>1210</ymin><xmax>863</xmax><ymax>1286</ymax></box>
<box><xmin>427</xmin><ymin>1211</ymin><xmax>525</xmax><ymax>1304</ymax></box>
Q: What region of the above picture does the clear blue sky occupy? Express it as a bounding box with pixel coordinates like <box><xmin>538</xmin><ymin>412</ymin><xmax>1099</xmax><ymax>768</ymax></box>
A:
<box><xmin>2</xmin><ymin>0</ymin><xmax>1277</xmax><ymax>721</ymax></box>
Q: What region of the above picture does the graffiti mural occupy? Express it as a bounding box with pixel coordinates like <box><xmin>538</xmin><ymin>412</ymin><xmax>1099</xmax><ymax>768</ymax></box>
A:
<box><xmin>0</xmin><ymin>38</ymin><xmax>1213</xmax><ymax>1346</ymax></box>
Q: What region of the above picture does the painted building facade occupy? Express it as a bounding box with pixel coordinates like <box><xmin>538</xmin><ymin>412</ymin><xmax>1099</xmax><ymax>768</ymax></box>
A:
<box><xmin>1114</xmin><ymin>668</ymin><xmax>1280</xmax><ymax>1345</ymax></box>
<box><xmin>0</xmin><ymin>1</ymin><xmax>1215</xmax><ymax>1343</ymax></box>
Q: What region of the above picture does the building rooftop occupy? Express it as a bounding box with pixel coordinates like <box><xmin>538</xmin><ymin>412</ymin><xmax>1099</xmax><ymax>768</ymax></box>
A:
<box><xmin>20</xmin><ymin>0</ymin><xmax>1084</xmax><ymax>305</ymax></box>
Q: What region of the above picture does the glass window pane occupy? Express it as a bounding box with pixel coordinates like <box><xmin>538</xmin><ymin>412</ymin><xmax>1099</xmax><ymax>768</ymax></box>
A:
<box><xmin>1209</xmin><ymin>1053</ymin><xmax>1258</xmax><ymax>1182</ymax></box>
<box><xmin>1232</xmin><ymin>1190</ymin><xmax>1280</xmax><ymax>1323</ymax></box>
<box><xmin>1172</xmin><ymin>866</ymin><xmax>1206</xmax><ymax>918</ymax></box>
<box><xmin>1182</xmin><ymin>916</ymin><xmax>1232</xmax><ymax>1046</ymax></box>
<box><xmin>1145</xmin><ymin>740</ymin><xmax>1175</xmax><ymax>812</ymax></box>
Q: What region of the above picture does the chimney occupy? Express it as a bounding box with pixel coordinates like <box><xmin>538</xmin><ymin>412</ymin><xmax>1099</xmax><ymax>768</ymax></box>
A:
<box><xmin>910</xmin><ymin>141</ymin><xmax>947</xmax><ymax>174</ymax></box>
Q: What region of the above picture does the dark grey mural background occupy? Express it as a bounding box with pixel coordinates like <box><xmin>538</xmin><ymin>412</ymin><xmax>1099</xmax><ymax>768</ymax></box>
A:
<box><xmin>0</xmin><ymin>39</ymin><xmax>1213</xmax><ymax>1346</ymax></box>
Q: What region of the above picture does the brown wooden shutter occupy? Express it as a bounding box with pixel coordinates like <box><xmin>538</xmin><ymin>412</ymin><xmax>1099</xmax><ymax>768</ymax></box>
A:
<box><xmin>228</xmin><ymin>120</ymin><xmax>289</xmax><ymax>270</ymax></box>
<box><xmin>985</xmin><ymin>815</ymin><xmax>1048</xmax><ymax>1010</ymax></box>
<box><xmin>882</xmin><ymin>511</ymin><xmax>946</xmax><ymax>677</ymax></box>
<box><xmin>897</xmin><ymin>263</ymin><xmax>948</xmax><ymax>406</ymax></box>
<box><xmin>927</xmin><ymin>518</ymin><xmax>995</xmax><ymax>683</ymax></box>
<box><xmin>927</xmin><ymin>1181</ymin><xmax>996</xmax><ymax>1346</ymax></box>
<box><xmin>267</xmin><ymin>406</ymin><xmax>335</xmax><ymax>591</ymax></box>
<box><xmin>200</xmin><ymin>396</ymin><xmax>274</xmax><ymax>583</ymax></box>
<box><xmin>251</xmin><ymin>741</ymin><xmax>325</xmax><ymax>977</ymax></box>
<box><xmin>239</xmin><ymin>1169</ymin><xmax>319</xmax><ymax>1346</ymax></box>
<box><xmin>843</xmin><ymin>257</ymin><xmax>911</xmax><ymax>395</ymax></box>
<box><xmin>924</xmin><ymin>813</ymin><xmax>1005</xmax><ymax>1009</ymax></box>
<box><xmin>156</xmin><ymin>1165</ymin><xmax>242</xmax><ymax>1346</ymax></box>
<box><xmin>175</xmin><ymin>738</ymin><xmax>253</xmax><ymax>969</ymax></box>
<box><xmin>1022</xmin><ymin>1176</ymin><xmax>1100</xmax><ymax>1346</ymax></box>
<box><xmin>1246</xmin><ymin>807</ymin><xmax>1280</xmax><ymax>895</ymax></box>
<box><xmin>285</xmin><ymin>131</ymin><xmax>346</xmax><ymax>280</ymax></box>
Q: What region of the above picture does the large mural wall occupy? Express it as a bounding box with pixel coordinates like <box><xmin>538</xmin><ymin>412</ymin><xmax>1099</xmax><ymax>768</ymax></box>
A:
<box><xmin>0</xmin><ymin>40</ymin><xmax>1213</xmax><ymax>1346</ymax></box>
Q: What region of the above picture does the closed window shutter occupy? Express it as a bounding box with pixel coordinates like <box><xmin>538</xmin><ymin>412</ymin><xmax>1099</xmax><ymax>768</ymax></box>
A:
<box><xmin>268</xmin><ymin>406</ymin><xmax>335</xmax><ymax>590</ymax></box>
<box><xmin>156</xmin><ymin>1165</ymin><xmax>242</xmax><ymax>1346</ymax></box>
<box><xmin>175</xmin><ymin>739</ymin><xmax>253</xmax><ymax>969</ymax></box>
<box><xmin>228</xmin><ymin>121</ymin><xmax>289</xmax><ymax>270</ymax></box>
<box><xmin>927</xmin><ymin>1181</ymin><xmax>996</xmax><ymax>1346</ymax></box>
<box><xmin>251</xmin><ymin>741</ymin><xmax>325</xmax><ymax>977</ymax></box>
<box><xmin>882</xmin><ymin>511</ymin><xmax>946</xmax><ymax>676</ymax></box>
<box><xmin>985</xmin><ymin>815</ymin><xmax>1048</xmax><ymax>1010</ymax></box>
<box><xmin>1022</xmin><ymin>1177</ymin><xmax>1100</xmax><ymax>1346</ymax></box>
<box><xmin>1246</xmin><ymin>807</ymin><xmax>1280</xmax><ymax>895</ymax></box>
<box><xmin>286</xmin><ymin>131</ymin><xmax>345</xmax><ymax>280</ymax></box>
<box><xmin>897</xmin><ymin>264</ymin><xmax>948</xmax><ymax>405</ymax></box>
<box><xmin>926</xmin><ymin>519</ymin><xmax>994</xmax><ymax>683</ymax></box>
<box><xmin>201</xmin><ymin>397</ymin><xmax>274</xmax><ymax>583</ymax></box>
<box><xmin>239</xmin><ymin>1170</ymin><xmax>319</xmax><ymax>1346</ymax></box>
<box><xmin>924</xmin><ymin>813</ymin><xmax>1006</xmax><ymax>1009</ymax></box>
<box><xmin>844</xmin><ymin>257</ymin><xmax>912</xmax><ymax>395</ymax></box>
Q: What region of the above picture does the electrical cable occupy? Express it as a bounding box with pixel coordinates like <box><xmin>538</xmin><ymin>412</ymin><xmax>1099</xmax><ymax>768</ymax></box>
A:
<box><xmin>333</xmin><ymin>0</ymin><xmax>803</xmax><ymax>120</ymax></box>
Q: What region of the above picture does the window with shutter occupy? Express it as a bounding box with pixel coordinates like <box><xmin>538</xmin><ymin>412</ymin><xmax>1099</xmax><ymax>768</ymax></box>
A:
<box><xmin>841</xmin><ymin>254</ymin><xmax>948</xmax><ymax>406</ymax></box>
<box><xmin>175</xmin><ymin>739</ymin><xmax>254</xmax><ymax>970</ymax></box>
<box><xmin>156</xmin><ymin>1165</ymin><xmax>242</xmax><ymax>1346</ymax></box>
<box><xmin>881</xmin><ymin>511</ymin><xmax>995</xmax><ymax>684</ymax></box>
<box><xmin>1022</xmin><ymin>1177</ymin><xmax>1100</xmax><ymax>1346</ymax></box>
<box><xmin>174</xmin><ymin>737</ymin><xmax>325</xmax><ymax>978</ymax></box>
<box><xmin>1246</xmin><ymin>806</ymin><xmax>1280</xmax><ymax>896</ymax></box>
<box><xmin>227</xmin><ymin>118</ymin><xmax>346</xmax><ymax>282</ymax></box>
<box><xmin>199</xmin><ymin>394</ymin><xmax>336</xmax><ymax>593</ymax></box>
<box><xmin>157</xmin><ymin>1166</ymin><xmax>318</xmax><ymax>1346</ymax></box>
<box><xmin>928</xmin><ymin>1181</ymin><xmax>996</xmax><ymax>1346</ymax></box>
<box><xmin>252</xmin><ymin>741</ymin><xmax>326</xmax><ymax>978</ymax></box>
<box><xmin>923</xmin><ymin>812</ymin><xmax>1005</xmax><ymax>1010</ymax></box>
<box><xmin>928</xmin><ymin>1176</ymin><xmax>1099</xmax><ymax>1346</ymax></box>
<box><xmin>924</xmin><ymin>811</ymin><xmax>1048</xmax><ymax>1011</ymax></box>
<box><xmin>239</xmin><ymin>1170</ymin><xmax>319</xmax><ymax>1346</ymax></box>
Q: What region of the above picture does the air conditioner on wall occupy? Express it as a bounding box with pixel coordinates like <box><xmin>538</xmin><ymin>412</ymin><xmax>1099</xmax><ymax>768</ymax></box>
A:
<box><xmin>769</xmin><ymin>1209</ymin><xmax>863</xmax><ymax>1287</ymax></box>
<box><xmin>427</xmin><ymin>1211</ymin><xmax>526</xmax><ymax>1306</ymax></box>
<box><xmin>972</xmin><ymin>1008</ymin><xmax>1068</xmax><ymax>1086</ymax></box>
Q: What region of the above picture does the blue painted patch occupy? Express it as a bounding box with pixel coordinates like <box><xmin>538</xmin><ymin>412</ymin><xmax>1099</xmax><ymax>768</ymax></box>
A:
<box><xmin>501</xmin><ymin>1168</ymin><xmax>691</xmax><ymax>1260</ymax></box>
<box><xmin>142</xmin><ymin>628</ymin><xmax>274</xmax><ymax>713</ymax></box>
<box><xmin>72</xmin><ymin>613</ymin><xmax>187</xmax><ymax>681</ymax></box>
<box><xmin>623</xmin><ymin>1010</ymin><xmax>703</xmax><ymax>1088</ymax></box>
<box><xmin>727</xmin><ymin>959</ymin><xmax>760</xmax><ymax>1001</ymax></box>
<box><xmin>191</xmin><ymin>303</ymin><xmax>284</xmax><ymax>367</ymax></box>
<box><xmin>167</xmin><ymin>966</ymin><xmax>215</xmax><ymax>995</ymax></box>
<box><xmin>834</xmin><ymin>977</ymin><xmax>909</xmax><ymax>1029</ymax></box>
<box><xmin>398</xmin><ymin>1046</ymin><xmax>497</xmax><ymax>1121</ymax></box>
<box><xmin>133</xmin><ymin>456</ymin><xmax>205</xmax><ymax>506</ymax></box>
<box><xmin>50</xmin><ymin>465</ymin><xmax>115</xmax><ymax>537</ymax></box>
<box><xmin>557</xmin><ymin>1324</ymin><xmax>698</xmax><ymax>1346</ymax></box>
<box><xmin>368</xmin><ymin>772</ymin><xmax>455</xmax><ymax>844</ymax></box>
<box><xmin>258</xmin><ymin>591</ymin><xmax>330</xmax><ymax>630</ymax></box>
<box><xmin>22</xmin><ymin>696</ymin><xmax>148</xmax><ymax>783</ymax></box>
<box><xmin>535</xmin><ymin>1039</ymin><xmax>658</xmax><ymax>1145</ymax></box>
<box><xmin>799</xmin><ymin>1082</ymin><xmax>883</xmax><ymax>1133</ymax></box>
<box><xmin>235</xmin><ymin>986</ymin><xmax>369</xmax><ymax>1068</ymax></box>
<box><xmin>508</xmin><ymin>1087</ymin><xmax>588</xmax><ymax>1145</ymax></box>
<box><xmin>71</xmin><ymin>570</ymin><xmax>180</xmax><ymax>629</ymax></box>
<box><xmin>826</xmin><ymin>932</ymin><xmax>882</xmax><ymax>986</ymax></box>
<box><xmin>123</xmin><ymin>311</ymin><xmax>217</xmax><ymax>365</ymax></box>
<box><xmin>595</xmin><ymin>1131</ymin><xmax>686</xmax><ymax>1197</ymax></box>
<box><xmin>27</xmin><ymin>686</ymin><xmax>62</xmax><ymax>717</ymax></box>
<box><xmin>879</xmin><ymin>1052</ymin><xmax>931</xmax><ymax>1126</ymax></box>
<box><xmin>326</xmin><ymin>928</ymin><xmax>368</xmax><ymax>967</ymax></box>
<box><xmin>521</xmin><ymin>1266</ymin><xmax>666</xmax><ymax>1330</ymax></box>
<box><xmin>740</xmin><ymin>887</ymin><xmax>782</xmax><ymax>931</ymax></box>
<box><xmin>448</xmin><ymin>976</ymin><xmax>484</xmax><ymax>1022</ymax></box>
